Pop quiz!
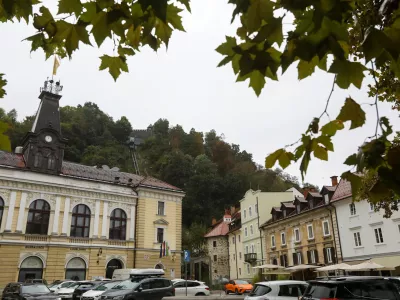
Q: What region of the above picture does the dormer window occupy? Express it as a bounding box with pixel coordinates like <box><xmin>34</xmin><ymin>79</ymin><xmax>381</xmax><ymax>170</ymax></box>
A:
<box><xmin>47</xmin><ymin>155</ymin><xmax>56</xmax><ymax>169</ymax></box>
<box><xmin>272</xmin><ymin>213</ymin><xmax>276</xmax><ymax>221</ymax></box>
<box><xmin>296</xmin><ymin>205</ymin><xmax>300</xmax><ymax>214</ymax></box>
<box><xmin>34</xmin><ymin>153</ymin><xmax>42</xmax><ymax>168</ymax></box>
<box><xmin>283</xmin><ymin>209</ymin><xmax>286</xmax><ymax>217</ymax></box>
<box><xmin>309</xmin><ymin>199</ymin><xmax>314</xmax><ymax>209</ymax></box>
<box><xmin>324</xmin><ymin>194</ymin><xmax>329</xmax><ymax>204</ymax></box>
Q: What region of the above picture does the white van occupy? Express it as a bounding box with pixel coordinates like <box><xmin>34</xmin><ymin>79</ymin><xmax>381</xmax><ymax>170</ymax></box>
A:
<box><xmin>112</xmin><ymin>268</ymin><xmax>165</xmax><ymax>280</ymax></box>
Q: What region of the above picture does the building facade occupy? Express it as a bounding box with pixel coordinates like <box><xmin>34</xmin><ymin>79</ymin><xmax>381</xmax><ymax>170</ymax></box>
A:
<box><xmin>331</xmin><ymin>179</ymin><xmax>400</xmax><ymax>275</ymax></box>
<box><xmin>260</xmin><ymin>179</ymin><xmax>341</xmax><ymax>279</ymax></box>
<box><xmin>228</xmin><ymin>211</ymin><xmax>244</xmax><ymax>280</ymax></box>
<box><xmin>204</xmin><ymin>213</ymin><xmax>231</xmax><ymax>283</ymax></box>
<box><xmin>240</xmin><ymin>189</ymin><xmax>300</xmax><ymax>279</ymax></box>
<box><xmin>0</xmin><ymin>81</ymin><xmax>184</xmax><ymax>288</ymax></box>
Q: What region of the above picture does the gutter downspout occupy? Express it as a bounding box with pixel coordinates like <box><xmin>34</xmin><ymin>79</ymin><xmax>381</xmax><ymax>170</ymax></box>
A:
<box><xmin>234</xmin><ymin>232</ymin><xmax>238</xmax><ymax>278</ymax></box>
<box><xmin>133</xmin><ymin>199</ymin><xmax>138</xmax><ymax>268</ymax></box>
<box><xmin>256</xmin><ymin>196</ymin><xmax>264</xmax><ymax>264</ymax></box>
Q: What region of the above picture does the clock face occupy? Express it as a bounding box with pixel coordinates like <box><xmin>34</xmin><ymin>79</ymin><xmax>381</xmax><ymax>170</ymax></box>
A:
<box><xmin>45</xmin><ymin>135</ymin><xmax>53</xmax><ymax>143</ymax></box>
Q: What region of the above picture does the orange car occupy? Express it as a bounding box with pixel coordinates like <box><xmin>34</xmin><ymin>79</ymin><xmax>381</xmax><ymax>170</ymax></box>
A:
<box><xmin>225</xmin><ymin>279</ymin><xmax>253</xmax><ymax>295</ymax></box>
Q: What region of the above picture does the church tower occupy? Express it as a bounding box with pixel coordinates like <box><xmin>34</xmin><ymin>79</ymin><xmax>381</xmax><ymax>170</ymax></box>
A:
<box><xmin>21</xmin><ymin>79</ymin><xmax>67</xmax><ymax>175</ymax></box>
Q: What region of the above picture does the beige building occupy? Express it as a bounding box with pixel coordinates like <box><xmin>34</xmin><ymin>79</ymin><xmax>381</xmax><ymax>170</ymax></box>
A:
<box><xmin>0</xmin><ymin>81</ymin><xmax>184</xmax><ymax>288</ymax></box>
<box><xmin>260</xmin><ymin>179</ymin><xmax>341</xmax><ymax>280</ymax></box>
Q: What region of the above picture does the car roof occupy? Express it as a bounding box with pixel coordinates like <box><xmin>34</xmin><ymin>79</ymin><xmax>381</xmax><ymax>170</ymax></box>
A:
<box><xmin>309</xmin><ymin>276</ymin><xmax>386</xmax><ymax>283</ymax></box>
<box><xmin>256</xmin><ymin>280</ymin><xmax>307</xmax><ymax>286</ymax></box>
<box><xmin>21</xmin><ymin>283</ymin><xmax>47</xmax><ymax>286</ymax></box>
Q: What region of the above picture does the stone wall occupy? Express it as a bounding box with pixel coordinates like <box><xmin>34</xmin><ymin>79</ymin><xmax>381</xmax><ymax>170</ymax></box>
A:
<box><xmin>206</xmin><ymin>236</ymin><xmax>229</xmax><ymax>283</ymax></box>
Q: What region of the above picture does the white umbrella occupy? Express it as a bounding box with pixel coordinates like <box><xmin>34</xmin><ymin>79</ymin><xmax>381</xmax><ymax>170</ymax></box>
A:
<box><xmin>342</xmin><ymin>260</ymin><xmax>385</xmax><ymax>271</ymax></box>
<box><xmin>285</xmin><ymin>264</ymin><xmax>320</xmax><ymax>271</ymax></box>
<box><xmin>252</xmin><ymin>264</ymin><xmax>285</xmax><ymax>269</ymax></box>
<box><xmin>316</xmin><ymin>263</ymin><xmax>351</xmax><ymax>272</ymax></box>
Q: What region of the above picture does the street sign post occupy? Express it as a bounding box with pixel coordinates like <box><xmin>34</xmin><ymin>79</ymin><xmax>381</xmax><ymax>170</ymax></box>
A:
<box><xmin>183</xmin><ymin>250</ymin><xmax>190</xmax><ymax>296</ymax></box>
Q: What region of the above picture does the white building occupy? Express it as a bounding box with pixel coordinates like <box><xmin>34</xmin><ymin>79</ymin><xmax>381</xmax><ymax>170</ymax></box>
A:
<box><xmin>228</xmin><ymin>210</ymin><xmax>245</xmax><ymax>280</ymax></box>
<box><xmin>331</xmin><ymin>179</ymin><xmax>400</xmax><ymax>275</ymax></box>
<box><xmin>240</xmin><ymin>189</ymin><xmax>301</xmax><ymax>280</ymax></box>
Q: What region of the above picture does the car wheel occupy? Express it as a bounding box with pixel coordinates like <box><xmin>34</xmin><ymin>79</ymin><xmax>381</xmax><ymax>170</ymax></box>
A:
<box><xmin>225</xmin><ymin>289</ymin><xmax>229</xmax><ymax>294</ymax></box>
<box><xmin>235</xmin><ymin>288</ymin><xmax>240</xmax><ymax>295</ymax></box>
<box><xmin>195</xmin><ymin>293</ymin><xmax>205</xmax><ymax>296</ymax></box>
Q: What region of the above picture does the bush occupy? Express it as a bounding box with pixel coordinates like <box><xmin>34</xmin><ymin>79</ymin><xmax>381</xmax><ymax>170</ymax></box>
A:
<box><xmin>252</xmin><ymin>272</ymin><xmax>262</xmax><ymax>284</ymax></box>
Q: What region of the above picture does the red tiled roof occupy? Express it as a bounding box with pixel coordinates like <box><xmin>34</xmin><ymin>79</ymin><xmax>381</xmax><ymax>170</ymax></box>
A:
<box><xmin>204</xmin><ymin>221</ymin><xmax>229</xmax><ymax>238</ymax></box>
<box><xmin>281</xmin><ymin>201</ymin><xmax>295</xmax><ymax>208</ymax></box>
<box><xmin>331</xmin><ymin>179</ymin><xmax>352</xmax><ymax>202</ymax></box>
<box><xmin>0</xmin><ymin>150</ymin><xmax>182</xmax><ymax>192</ymax></box>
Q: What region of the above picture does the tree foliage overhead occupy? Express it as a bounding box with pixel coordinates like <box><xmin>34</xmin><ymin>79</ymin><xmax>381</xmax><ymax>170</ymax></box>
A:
<box><xmin>1</xmin><ymin>0</ymin><xmax>399</xmax><ymax>209</ymax></box>
<box><xmin>0</xmin><ymin>105</ymin><xmax>306</xmax><ymax>226</ymax></box>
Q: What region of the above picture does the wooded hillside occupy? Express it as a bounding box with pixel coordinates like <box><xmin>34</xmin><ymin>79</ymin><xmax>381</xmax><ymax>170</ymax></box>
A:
<box><xmin>0</xmin><ymin>103</ymin><xmax>313</xmax><ymax>226</ymax></box>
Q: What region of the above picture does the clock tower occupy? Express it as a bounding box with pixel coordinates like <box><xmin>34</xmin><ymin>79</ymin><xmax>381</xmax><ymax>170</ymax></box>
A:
<box><xmin>21</xmin><ymin>79</ymin><xmax>67</xmax><ymax>175</ymax></box>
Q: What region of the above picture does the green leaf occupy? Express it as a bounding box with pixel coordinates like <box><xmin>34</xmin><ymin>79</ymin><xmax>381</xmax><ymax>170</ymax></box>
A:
<box><xmin>53</xmin><ymin>21</ymin><xmax>91</xmax><ymax>57</ymax></box>
<box><xmin>313</xmin><ymin>144</ymin><xmax>328</xmax><ymax>160</ymax></box>
<box><xmin>155</xmin><ymin>19</ymin><xmax>172</xmax><ymax>46</ymax></box>
<box><xmin>58</xmin><ymin>0</ymin><xmax>82</xmax><ymax>16</ymax></box>
<box><xmin>91</xmin><ymin>11</ymin><xmax>111</xmax><ymax>47</ymax></box>
<box><xmin>380</xmin><ymin>116</ymin><xmax>393</xmax><ymax>137</ymax></box>
<box><xmin>341</xmin><ymin>171</ymin><xmax>362</xmax><ymax>199</ymax></box>
<box><xmin>177</xmin><ymin>0</ymin><xmax>191</xmax><ymax>12</ymax></box>
<box><xmin>166</xmin><ymin>4</ymin><xmax>185</xmax><ymax>31</ymax></box>
<box><xmin>318</xmin><ymin>55</ymin><xmax>327</xmax><ymax>71</ymax></box>
<box><xmin>316</xmin><ymin>135</ymin><xmax>334</xmax><ymax>151</ymax></box>
<box><xmin>336</xmin><ymin>97</ymin><xmax>366</xmax><ymax>129</ymax></box>
<box><xmin>217</xmin><ymin>56</ymin><xmax>233</xmax><ymax>67</ymax></box>
<box><xmin>278</xmin><ymin>151</ymin><xmax>294</xmax><ymax>169</ymax></box>
<box><xmin>321</xmin><ymin>0</ymin><xmax>335</xmax><ymax>12</ymax></box>
<box><xmin>138</xmin><ymin>0</ymin><xmax>168</xmax><ymax>22</ymax></box>
<box><xmin>252</xmin><ymin>17</ymin><xmax>283</xmax><ymax>46</ymax></box>
<box><xmin>126</xmin><ymin>25</ymin><xmax>142</xmax><ymax>49</ymax></box>
<box><xmin>246</xmin><ymin>0</ymin><xmax>273</xmax><ymax>32</ymax></box>
<box><xmin>344</xmin><ymin>153</ymin><xmax>358</xmax><ymax>166</ymax></box>
<box><xmin>265</xmin><ymin>149</ymin><xmax>284</xmax><ymax>168</ymax></box>
<box><xmin>216</xmin><ymin>36</ymin><xmax>237</xmax><ymax>56</ymax></box>
<box><xmin>249</xmin><ymin>70</ymin><xmax>266</xmax><ymax>96</ymax></box>
<box><xmin>297</xmin><ymin>56</ymin><xmax>319</xmax><ymax>80</ymax></box>
<box><xmin>118</xmin><ymin>46</ymin><xmax>135</xmax><ymax>56</ymax></box>
<box><xmin>23</xmin><ymin>33</ymin><xmax>45</xmax><ymax>52</ymax></box>
<box><xmin>0</xmin><ymin>74</ymin><xmax>7</xmax><ymax>98</ymax></box>
<box><xmin>33</xmin><ymin>6</ymin><xmax>54</xmax><ymax>31</ymax></box>
<box><xmin>0</xmin><ymin>121</ymin><xmax>11</xmax><ymax>152</ymax></box>
<box><xmin>80</xmin><ymin>1</ymin><xmax>98</xmax><ymax>22</ymax></box>
<box><xmin>320</xmin><ymin>120</ymin><xmax>344</xmax><ymax>136</ymax></box>
<box><xmin>99</xmin><ymin>55</ymin><xmax>129</xmax><ymax>81</ymax></box>
<box><xmin>328</xmin><ymin>59</ymin><xmax>367</xmax><ymax>89</ymax></box>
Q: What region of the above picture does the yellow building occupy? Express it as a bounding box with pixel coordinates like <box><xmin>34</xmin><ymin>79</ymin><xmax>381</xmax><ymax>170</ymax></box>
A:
<box><xmin>0</xmin><ymin>80</ymin><xmax>184</xmax><ymax>288</ymax></box>
<box><xmin>260</xmin><ymin>179</ymin><xmax>341</xmax><ymax>280</ymax></box>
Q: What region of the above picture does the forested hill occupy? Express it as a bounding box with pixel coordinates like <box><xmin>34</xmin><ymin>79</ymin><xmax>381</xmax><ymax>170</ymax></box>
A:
<box><xmin>0</xmin><ymin>103</ymin><xmax>314</xmax><ymax>227</ymax></box>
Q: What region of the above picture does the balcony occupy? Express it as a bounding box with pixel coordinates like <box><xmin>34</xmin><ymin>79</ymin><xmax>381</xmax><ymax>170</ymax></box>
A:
<box><xmin>244</xmin><ymin>253</ymin><xmax>257</xmax><ymax>263</ymax></box>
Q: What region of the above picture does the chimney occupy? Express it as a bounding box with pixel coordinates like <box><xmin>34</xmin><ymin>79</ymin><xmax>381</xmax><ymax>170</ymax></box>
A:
<box><xmin>224</xmin><ymin>208</ymin><xmax>231</xmax><ymax>216</ymax></box>
<box><xmin>211</xmin><ymin>217</ymin><xmax>217</xmax><ymax>225</ymax></box>
<box><xmin>15</xmin><ymin>146</ymin><xmax>23</xmax><ymax>155</ymax></box>
<box><xmin>330</xmin><ymin>176</ymin><xmax>338</xmax><ymax>186</ymax></box>
<box><xmin>303</xmin><ymin>188</ymin><xmax>309</xmax><ymax>198</ymax></box>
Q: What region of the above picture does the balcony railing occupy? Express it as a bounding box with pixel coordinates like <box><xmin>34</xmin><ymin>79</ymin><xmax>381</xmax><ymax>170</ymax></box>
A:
<box><xmin>244</xmin><ymin>253</ymin><xmax>257</xmax><ymax>263</ymax></box>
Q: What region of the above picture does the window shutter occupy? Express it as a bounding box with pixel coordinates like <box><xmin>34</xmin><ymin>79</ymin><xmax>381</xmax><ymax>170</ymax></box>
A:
<box><xmin>299</xmin><ymin>252</ymin><xmax>303</xmax><ymax>264</ymax></box>
<box><xmin>307</xmin><ymin>251</ymin><xmax>311</xmax><ymax>264</ymax></box>
<box><xmin>284</xmin><ymin>255</ymin><xmax>288</xmax><ymax>267</ymax></box>
<box><xmin>331</xmin><ymin>247</ymin><xmax>336</xmax><ymax>263</ymax></box>
<box><xmin>280</xmin><ymin>255</ymin><xmax>283</xmax><ymax>266</ymax></box>
<box><xmin>292</xmin><ymin>253</ymin><xmax>297</xmax><ymax>265</ymax></box>
<box><xmin>314</xmin><ymin>249</ymin><xmax>319</xmax><ymax>263</ymax></box>
<box><xmin>323</xmin><ymin>248</ymin><xmax>328</xmax><ymax>264</ymax></box>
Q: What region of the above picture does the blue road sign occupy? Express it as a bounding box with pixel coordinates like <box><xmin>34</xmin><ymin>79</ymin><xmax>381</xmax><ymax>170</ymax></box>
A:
<box><xmin>184</xmin><ymin>250</ymin><xmax>190</xmax><ymax>262</ymax></box>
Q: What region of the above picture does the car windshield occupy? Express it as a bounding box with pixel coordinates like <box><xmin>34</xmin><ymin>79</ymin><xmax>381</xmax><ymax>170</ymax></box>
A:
<box><xmin>112</xmin><ymin>280</ymin><xmax>139</xmax><ymax>290</ymax></box>
<box><xmin>94</xmin><ymin>282</ymin><xmax>120</xmax><ymax>291</ymax></box>
<box><xmin>235</xmin><ymin>280</ymin><xmax>249</xmax><ymax>285</ymax></box>
<box><xmin>60</xmin><ymin>282</ymin><xmax>74</xmax><ymax>288</ymax></box>
<box><xmin>22</xmin><ymin>285</ymin><xmax>50</xmax><ymax>294</ymax></box>
<box><xmin>305</xmin><ymin>283</ymin><xmax>337</xmax><ymax>298</ymax></box>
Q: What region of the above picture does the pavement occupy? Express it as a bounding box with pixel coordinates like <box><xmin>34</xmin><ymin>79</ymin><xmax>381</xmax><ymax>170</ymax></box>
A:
<box><xmin>163</xmin><ymin>291</ymin><xmax>246</xmax><ymax>299</ymax></box>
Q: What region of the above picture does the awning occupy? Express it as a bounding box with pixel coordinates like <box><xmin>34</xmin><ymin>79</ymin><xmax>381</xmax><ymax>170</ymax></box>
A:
<box><xmin>253</xmin><ymin>264</ymin><xmax>285</xmax><ymax>269</ymax></box>
<box><xmin>342</xmin><ymin>259</ymin><xmax>394</xmax><ymax>271</ymax></box>
<box><xmin>316</xmin><ymin>263</ymin><xmax>351</xmax><ymax>272</ymax></box>
<box><xmin>262</xmin><ymin>270</ymin><xmax>291</xmax><ymax>275</ymax></box>
<box><xmin>344</xmin><ymin>257</ymin><xmax>400</xmax><ymax>271</ymax></box>
<box><xmin>285</xmin><ymin>264</ymin><xmax>320</xmax><ymax>272</ymax></box>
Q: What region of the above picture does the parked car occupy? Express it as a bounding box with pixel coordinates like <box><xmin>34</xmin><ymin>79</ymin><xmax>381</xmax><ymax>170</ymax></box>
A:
<box><xmin>225</xmin><ymin>280</ymin><xmax>253</xmax><ymax>295</ymax></box>
<box><xmin>301</xmin><ymin>276</ymin><xmax>400</xmax><ymax>300</ymax></box>
<box><xmin>386</xmin><ymin>277</ymin><xmax>400</xmax><ymax>293</ymax></box>
<box><xmin>56</xmin><ymin>281</ymin><xmax>94</xmax><ymax>299</ymax></box>
<box><xmin>2</xmin><ymin>282</ymin><xmax>61</xmax><ymax>299</ymax></box>
<box><xmin>48</xmin><ymin>281</ymin><xmax>75</xmax><ymax>293</ymax></box>
<box><xmin>72</xmin><ymin>281</ymin><xmax>104</xmax><ymax>300</ymax></box>
<box><xmin>81</xmin><ymin>280</ymin><xmax>122</xmax><ymax>300</ymax></box>
<box><xmin>111</xmin><ymin>268</ymin><xmax>165</xmax><ymax>280</ymax></box>
<box><xmin>99</xmin><ymin>277</ymin><xmax>174</xmax><ymax>300</ymax></box>
<box><xmin>245</xmin><ymin>280</ymin><xmax>307</xmax><ymax>300</ymax></box>
<box><xmin>173</xmin><ymin>280</ymin><xmax>210</xmax><ymax>296</ymax></box>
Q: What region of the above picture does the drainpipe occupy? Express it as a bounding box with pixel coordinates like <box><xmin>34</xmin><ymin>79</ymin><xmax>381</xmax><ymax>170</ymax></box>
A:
<box><xmin>133</xmin><ymin>199</ymin><xmax>138</xmax><ymax>268</ymax></box>
<box><xmin>234</xmin><ymin>232</ymin><xmax>238</xmax><ymax>278</ymax></box>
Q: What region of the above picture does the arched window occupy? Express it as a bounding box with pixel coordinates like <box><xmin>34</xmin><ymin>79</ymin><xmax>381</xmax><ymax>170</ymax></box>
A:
<box><xmin>0</xmin><ymin>197</ymin><xmax>4</xmax><ymax>227</ymax></box>
<box><xmin>109</xmin><ymin>209</ymin><xmax>127</xmax><ymax>240</ymax></box>
<box><xmin>26</xmin><ymin>200</ymin><xmax>50</xmax><ymax>235</ymax></box>
<box><xmin>106</xmin><ymin>259</ymin><xmax>123</xmax><ymax>279</ymax></box>
<box><xmin>18</xmin><ymin>256</ymin><xmax>44</xmax><ymax>282</ymax></box>
<box><xmin>70</xmin><ymin>204</ymin><xmax>91</xmax><ymax>238</ymax></box>
<box><xmin>65</xmin><ymin>257</ymin><xmax>86</xmax><ymax>280</ymax></box>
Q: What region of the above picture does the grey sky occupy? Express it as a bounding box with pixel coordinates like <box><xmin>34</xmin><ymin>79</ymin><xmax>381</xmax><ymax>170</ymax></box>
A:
<box><xmin>1</xmin><ymin>0</ymin><xmax>399</xmax><ymax>188</ymax></box>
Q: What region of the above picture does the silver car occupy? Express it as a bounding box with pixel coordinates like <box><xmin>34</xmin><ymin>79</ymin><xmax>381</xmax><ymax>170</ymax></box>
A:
<box><xmin>245</xmin><ymin>280</ymin><xmax>308</xmax><ymax>300</ymax></box>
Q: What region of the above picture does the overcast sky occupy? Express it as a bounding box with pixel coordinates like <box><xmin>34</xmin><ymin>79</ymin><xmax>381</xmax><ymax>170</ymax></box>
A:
<box><xmin>1</xmin><ymin>0</ymin><xmax>399</xmax><ymax>188</ymax></box>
